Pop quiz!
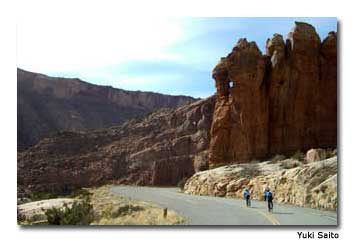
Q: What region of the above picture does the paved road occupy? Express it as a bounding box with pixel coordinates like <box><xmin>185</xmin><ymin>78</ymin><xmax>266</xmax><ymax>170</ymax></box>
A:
<box><xmin>111</xmin><ymin>186</ymin><xmax>337</xmax><ymax>226</ymax></box>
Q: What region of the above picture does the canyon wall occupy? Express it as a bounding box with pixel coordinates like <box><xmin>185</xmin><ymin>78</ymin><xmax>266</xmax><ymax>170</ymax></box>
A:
<box><xmin>18</xmin><ymin>69</ymin><xmax>196</xmax><ymax>151</ymax></box>
<box><xmin>18</xmin><ymin>96</ymin><xmax>215</xmax><ymax>194</ymax></box>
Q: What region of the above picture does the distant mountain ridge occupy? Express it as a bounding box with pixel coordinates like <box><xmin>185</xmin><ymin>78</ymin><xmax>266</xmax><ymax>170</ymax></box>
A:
<box><xmin>17</xmin><ymin>68</ymin><xmax>196</xmax><ymax>151</ymax></box>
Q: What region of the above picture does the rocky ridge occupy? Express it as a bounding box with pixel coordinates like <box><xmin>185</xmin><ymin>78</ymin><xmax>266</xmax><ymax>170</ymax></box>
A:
<box><xmin>18</xmin><ymin>68</ymin><xmax>196</xmax><ymax>151</ymax></box>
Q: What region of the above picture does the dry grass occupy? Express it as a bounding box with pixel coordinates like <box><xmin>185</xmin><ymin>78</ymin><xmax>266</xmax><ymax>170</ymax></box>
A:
<box><xmin>89</xmin><ymin>186</ymin><xmax>185</xmax><ymax>225</ymax></box>
<box><xmin>18</xmin><ymin>186</ymin><xmax>185</xmax><ymax>225</ymax></box>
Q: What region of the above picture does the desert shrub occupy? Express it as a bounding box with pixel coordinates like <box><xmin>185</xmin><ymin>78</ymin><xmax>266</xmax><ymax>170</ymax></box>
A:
<box><xmin>325</xmin><ymin>148</ymin><xmax>337</xmax><ymax>158</ymax></box>
<box><xmin>28</xmin><ymin>188</ymin><xmax>92</xmax><ymax>202</ymax></box>
<box><xmin>44</xmin><ymin>197</ymin><xmax>94</xmax><ymax>225</ymax></box>
<box><xmin>320</xmin><ymin>184</ymin><xmax>328</xmax><ymax>193</ymax></box>
<box><xmin>238</xmin><ymin>165</ymin><xmax>260</xmax><ymax>178</ymax></box>
<box><xmin>280</xmin><ymin>159</ymin><xmax>302</xmax><ymax>169</ymax></box>
<box><xmin>291</xmin><ymin>150</ymin><xmax>305</xmax><ymax>161</ymax></box>
<box><xmin>111</xmin><ymin>204</ymin><xmax>145</xmax><ymax>218</ymax></box>
<box><xmin>29</xmin><ymin>213</ymin><xmax>47</xmax><ymax>223</ymax></box>
<box><xmin>17</xmin><ymin>197</ymin><xmax>32</xmax><ymax>205</ymax></box>
<box><xmin>29</xmin><ymin>191</ymin><xmax>59</xmax><ymax>201</ymax></box>
<box><xmin>177</xmin><ymin>177</ymin><xmax>188</xmax><ymax>191</ymax></box>
<box><xmin>69</xmin><ymin>188</ymin><xmax>92</xmax><ymax>199</ymax></box>
<box><xmin>100</xmin><ymin>203</ymin><xmax>145</xmax><ymax>219</ymax></box>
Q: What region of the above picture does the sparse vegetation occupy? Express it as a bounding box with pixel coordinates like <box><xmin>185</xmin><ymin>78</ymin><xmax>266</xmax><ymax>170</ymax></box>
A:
<box><xmin>270</xmin><ymin>154</ymin><xmax>287</xmax><ymax>163</ymax></box>
<box><xmin>325</xmin><ymin>148</ymin><xmax>337</xmax><ymax>158</ymax></box>
<box><xmin>279</xmin><ymin>159</ymin><xmax>302</xmax><ymax>169</ymax></box>
<box><xmin>18</xmin><ymin>188</ymin><xmax>95</xmax><ymax>225</ymax></box>
<box><xmin>320</xmin><ymin>184</ymin><xmax>328</xmax><ymax>193</ymax></box>
<box><xmin>20</xmin><ymin>188</ymin><xmax>92</xmax><ymax>204</ymax></box>
<box><xmin>291</xmin><ymin>150</ymin><xmax>305</xmax><ymax>161</ymax></box>
<box><xmin>19</xmin><ymin>186</ymin><xmax>182</xmax><ymax>225</ymax></box>
<box><xmin>44</xmin><ymin>196</ymin><xmax>94</xmax><ymax>225</ymax></box>
<box><xmin>90</xmin><ymin>186</ymin><xmax>185</xmax><ymax>225</ymax></box>
<box><xmin>238</xmin><ymin>165</ymin><xmax>260</xmax><ymax>178</ymax></box>
<box><xmin>68</xmin><ymin>188</ymin><xmax>93</xmax><ymax>199</ymax></box>
<box><xmin>28</xmin><ymin>191</ymin><xmax>60</xmax><ymax>201</ymax></box>
<box><xmin>105</xmin><ymin>204</ymin><xmax>145</xmax><ymax>219</ymax></box>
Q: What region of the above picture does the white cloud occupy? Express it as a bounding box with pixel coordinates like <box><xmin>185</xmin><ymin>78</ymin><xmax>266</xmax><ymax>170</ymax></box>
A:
<box><xmin>17</xmin><ymin>18</ymin><xmax>184</xmax><ymax>73</ymax></box>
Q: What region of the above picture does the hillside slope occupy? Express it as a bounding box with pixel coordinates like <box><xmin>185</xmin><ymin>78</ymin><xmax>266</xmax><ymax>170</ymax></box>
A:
<box><xmin>18</xmin><ymin>68</ymin><xmax>196</xmax><ymax>151</ymax></box>
<box><xmin>18</xmin><ymin>96</ymin><xmax>215</xmax><ymax>194</ymax></box>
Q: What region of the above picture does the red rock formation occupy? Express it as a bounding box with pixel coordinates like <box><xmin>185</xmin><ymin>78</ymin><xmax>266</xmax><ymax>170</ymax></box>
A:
<box><xmin>318</xmin><ymin>31</ymin><xmax>337</xmax><ymax>146</ymax></box>
<box><xmin>209</xmin><ymin>22</ymin><xmax>337</xmax><ymax>167</ymax></box>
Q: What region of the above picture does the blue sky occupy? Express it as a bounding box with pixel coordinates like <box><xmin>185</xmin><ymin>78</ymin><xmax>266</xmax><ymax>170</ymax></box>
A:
<box><xmin>18</xmin><ymin>17</ymin><xmax>337</xmax><ymax>98</ymax></box>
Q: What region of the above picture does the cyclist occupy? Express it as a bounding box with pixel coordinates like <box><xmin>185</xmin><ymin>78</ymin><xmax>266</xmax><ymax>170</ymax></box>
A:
<box><xmin>243</xmin><ymin>188</ymin><xmax>251</xmax><ymax>207</ymax></box>
<box><xmin>265</xmin><ymin>189</ymin><xmax>274</xmax><ymax>212</ymax></box>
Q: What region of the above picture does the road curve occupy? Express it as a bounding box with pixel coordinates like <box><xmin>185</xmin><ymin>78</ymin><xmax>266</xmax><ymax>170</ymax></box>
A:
<box><xmin>111</xmin><ymin>186</ymin><xmax>337</xmax><ymax>226</ymax></box>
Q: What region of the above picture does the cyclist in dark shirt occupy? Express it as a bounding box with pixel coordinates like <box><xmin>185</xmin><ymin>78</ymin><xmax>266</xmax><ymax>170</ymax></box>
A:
<box><xmin>243</xmin><ymin>188</ymin><xmax>251</xmax><ymax>207</ymax></box>
<box><xmin>265</xmin><ymin>190</ymin><xmax>274</xmax><ymax>212</ymax></box>
<box><xmin>263</xmin><ymin>187</ymin><xmax>270</xmax><ymax>201</ymax></box>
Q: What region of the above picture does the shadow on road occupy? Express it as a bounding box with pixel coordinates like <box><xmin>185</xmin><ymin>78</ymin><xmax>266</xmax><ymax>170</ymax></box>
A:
<box><xmin>248</xmin><ymin>206</ymin><xmax>294</xmax><ymax>215</ymax></box>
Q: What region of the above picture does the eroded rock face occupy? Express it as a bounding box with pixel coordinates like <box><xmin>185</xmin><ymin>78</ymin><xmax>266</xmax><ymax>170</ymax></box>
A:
<box><xmin>18</xmin><ymin>96</ymin><xmax>215</xmax><ymax>193</ymax></box>
<box><xmin>185</xmin><ymin>156</ymin><xmax>337</xmax><ymax>210</ymax></box>
<box><xmin>209</xmin><ymin>22</ymin><xmax>337</xmax><ymax>167</ymax></box>
<box><xmin>210</xmin><ymin>40</ymin><xmax>269</xmax><ymax>166</ymax></box>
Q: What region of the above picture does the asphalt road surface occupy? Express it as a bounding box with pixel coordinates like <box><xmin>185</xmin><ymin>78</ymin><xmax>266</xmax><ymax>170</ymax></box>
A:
<box><xmin>111</xmin><ymin>186</ymin><xmax>337</xmax><ymax>226</ymax></box>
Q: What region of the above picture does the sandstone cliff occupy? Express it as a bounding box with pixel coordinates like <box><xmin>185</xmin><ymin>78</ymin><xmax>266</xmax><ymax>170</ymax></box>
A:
<box><xmin>18</xmin><ymin>69</ymin><xmax>196</xmax><ymax>151</ymax></box>
<box><xmin>209</xmin><ymin>22</ymin><xmax>337</xmax><ymax>167</ymax></box>
<box><xmin>18</xmin><ymin>96</ymin><xmax>215</xmax><ymax>194</ymax></box>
